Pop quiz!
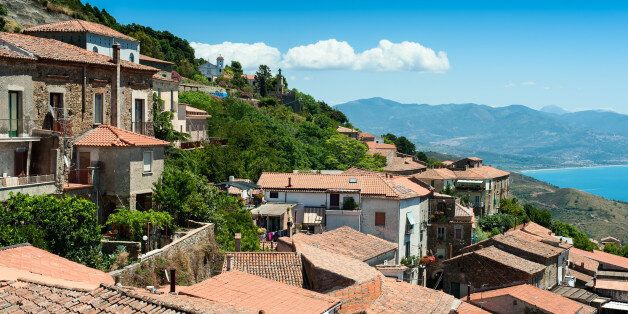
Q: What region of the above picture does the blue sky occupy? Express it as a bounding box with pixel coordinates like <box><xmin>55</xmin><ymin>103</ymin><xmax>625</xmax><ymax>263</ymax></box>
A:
<box><xmin>86</xmin><ymin>0</ymin><xmax>628</xmax><ymax>113</ymax></box>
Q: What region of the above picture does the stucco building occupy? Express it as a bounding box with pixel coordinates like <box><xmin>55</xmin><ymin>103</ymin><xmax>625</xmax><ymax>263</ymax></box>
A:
<box><xmin>199</xmin><ymin>56</ymin><xmax>225</xmax><ymax>81</ymax></box>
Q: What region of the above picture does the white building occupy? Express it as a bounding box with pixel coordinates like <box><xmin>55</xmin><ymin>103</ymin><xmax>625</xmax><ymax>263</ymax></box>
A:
<box><xmin>199</xmin><ymin>56</ymin><xmax>225</xmax><ymax>81</ymax></box>
<box><xmin>257</xmin><ymin>171</ymin><xmax>433</xmax><ymax>262</ymax></box>
<box><xmin>24</xmin><ymin>20</ymin><xmax>140</xmax><ymax>64</ymax></box>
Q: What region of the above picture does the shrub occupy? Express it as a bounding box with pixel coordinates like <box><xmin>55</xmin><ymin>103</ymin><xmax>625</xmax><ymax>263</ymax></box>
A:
<box><xmin>106</xmin><ymin>208</ymin><xmax>174</xmax><ymax>241</ymax></box>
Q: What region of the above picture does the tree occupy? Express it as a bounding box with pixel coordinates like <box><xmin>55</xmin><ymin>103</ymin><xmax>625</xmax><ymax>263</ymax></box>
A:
<box><xmin>524</xmin><ymin>204</ymin><xmax>552</xmax><ymax>228</ymax></box>
<box><xmin>254</xmin><ymin>65</ymin><xmax>272</xmax><ymax>97</ymax></box>
<box><xmin>551</xmin><ymin>221</ymin><xmax>598</xmax><ymax>251</ymax></box>
<box><xmin>106</xmin><ymin>208</ymin><xmax>174</xmax><ymax>241</ymax></box>
<box><xmin>603</xmin><ymin>243</ymin><xmax>628</xmax><ymax>257</ymax></box>
<box><xmin>394</xmin><ymin>136</ymin><xmax>416</xmax><ymax>155</ymax></box>
<box><xmin>0</xmin><ymin>193</ymin><xmax>102</xmax><ymax>266</ymax></box>
<box><xmin>152</xmin><ymin>94</ymin><xmax>189</xmax><ymax>142</ymax></box>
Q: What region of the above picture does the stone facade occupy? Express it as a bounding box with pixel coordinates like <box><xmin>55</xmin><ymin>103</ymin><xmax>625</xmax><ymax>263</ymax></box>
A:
<box><xmin>427</xmin><ymin>196</ymin><xmax>474</xmax><ymax>260</ymax></box>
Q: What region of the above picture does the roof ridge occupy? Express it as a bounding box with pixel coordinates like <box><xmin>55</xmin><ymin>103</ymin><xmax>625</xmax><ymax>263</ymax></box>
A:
<box><xmin>0</xmin><ymin>242</ymin><xmax>31</xmax><ymax>252</ymax></box>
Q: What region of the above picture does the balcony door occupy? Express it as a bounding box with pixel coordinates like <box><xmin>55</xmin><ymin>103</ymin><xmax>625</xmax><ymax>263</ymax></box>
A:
<box><xmin>79</xmin><ymin>151</ymin><xmax>91</xmax><ymax>184</ymax></box>
<box><xmin>134</xmin><ymin>99</ymin><xmax>145</xmax><ymax>134</ymax></box>
<box><xmin>8</xmin><ymin>91</ymin><xmax>21</xmax><ymax>137</ymax></box>
<box><xmin>330</xmin><ymin>193</ymin><xmax>340</xmax><ymax>209</ymax></box>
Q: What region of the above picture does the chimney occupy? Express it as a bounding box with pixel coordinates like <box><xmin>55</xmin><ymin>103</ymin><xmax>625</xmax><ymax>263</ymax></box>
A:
<box><xmin>287</xmin><ymin>177</ymin><xmax>292</xmax><ymax>187</ymax></box>
<box><xmin>466</xmin><ymin>285</ymin><xmax>471</xmax><ymax>301</ymax></box>
<box><xmin>226</xmin><ymin>255</ymin><xmax>233</xmax><ymax>271</ymax></box>
<box><xmin>169</xmin><ymin>269</ymin><xmax>176</xmax><ymax>293</ymax></box>
<box><xmin>110</xmin><ymin>43</ymin><xmax>121</xmax><ymax>127</ymax></box>
<box><xmin>235</xmin><ymin>233</ymin><xmax>241</xmax><ymax>252</ymax></box>
<box><xmin>112</xmin><ymin>43</ymin><xmax>121</xmax><ymax>64</ymax></box>
<box><xmin>581</xmin><ymin>262</ymin><xmax>584</xmax><ymax>268</ymax></box>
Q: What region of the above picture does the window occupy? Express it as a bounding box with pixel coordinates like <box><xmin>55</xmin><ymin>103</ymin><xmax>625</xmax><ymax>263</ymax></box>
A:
<box><xmin>375</xmin><ymin>212</ymin><xmax>386</xmax><ymax>226</ymax></box>
<box><xmin>437</xmin><ymin>227</ymin><xmax>446</xmax><ymax>240</ymax></box>
<box><xmin>330</xmin><ymin>193</ymin><xmax>340</xmax><ymax>208</ymax></box>
<box><xmin>269</xmin><ymin>191</ymin><xmax>279</xmax><ymax>199</ymax></box>
<box><xmin>405</xmin><ymin>240</ymin><xmax>411</xmax><ymax>258</ymax></box>
<box><xmin>94</xmin><ymin>93</ymin><xmax>103</xmax><ymax>124</ymax></box>
<box><xmin>170</xmin><ymin>91</ymin><xmax>175</xmax><ymax>112</ymax></box>
<box><xmin>454</xmin><ymin>226</ymin><xmax>463</xmax><ymax>240</ymax></box>
<box><xmin>129</xmin><ymin>53</ymin><xmax>135</xmax><ymax>62</ymax></box>
<box><xmin>474</xmin><ymin>195</ymin><xmax>481</xmax><ymax>205</ymax></box>
<box><xmin>8</xmin><ymin>91</ymin><xmax>21</xmax><ymax>137</ymax></box>
<box><xmin>143</xmin><ymin>151</ymin><xmax>152</xmax><ymax>173</ymax></box>
<box><xmin>134</xmin><ymin>99</ymin><xmax>145</xmax><ymax>134</ymax></box>
<box><xmin>93</xmin><ymin>46</ymin><xmax>98</xmax><ymax>53</ymax></box>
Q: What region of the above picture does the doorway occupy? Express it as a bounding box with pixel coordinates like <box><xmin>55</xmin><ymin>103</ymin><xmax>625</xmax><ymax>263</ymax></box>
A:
<box><xmin>79</xmin><ymin>151</ymin><xmax>91</xmax><ymax>184</ymax></box>
<box><xmin>330</xmin><ymin>193</ymin><xmax>340</xmax><ymax>208</ymax></box>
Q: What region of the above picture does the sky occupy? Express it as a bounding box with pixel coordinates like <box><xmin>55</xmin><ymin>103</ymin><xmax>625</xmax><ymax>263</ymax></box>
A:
<box><xmin>85</xmin><ymin>0</ymin><xmax>628</xmax><ymax>113</ymax></box>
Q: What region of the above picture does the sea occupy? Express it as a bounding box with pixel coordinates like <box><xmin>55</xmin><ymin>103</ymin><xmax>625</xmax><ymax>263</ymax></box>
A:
<box><xmin>521</xmin><ymin>165</ymin><xmax>628</xmax><ymax>202</ymax></box>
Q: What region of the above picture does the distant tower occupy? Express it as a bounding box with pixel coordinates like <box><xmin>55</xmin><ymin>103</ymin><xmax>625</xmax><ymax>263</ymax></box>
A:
<box><xmin>276</xmin><ymin>68</ymin><xmax>285</xmax><ymax>95</ymax></box>
<box><xmin>216</xmin><ymin>55</ymin><xmax>225</xmax><ymax>69</ymax></box>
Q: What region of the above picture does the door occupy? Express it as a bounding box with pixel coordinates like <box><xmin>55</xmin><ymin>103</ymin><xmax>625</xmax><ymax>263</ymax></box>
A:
<box><xmin>8</xmin><ymin>91</ymin><xmax>20</xmax><ymax>137</ymax></box>
<box><xmin>330</xmin><ymin>193</ymin><xmax>340</xmax><ymax>208</ymax></box>
<box><xmin>79</xmin><ymin>152</ymin><xmax>91</xmax><ymax>184</ymax></box>
<box><xmin>134</xmin><ymin>99</ymin><xmax>144</xmax><ymax>133</ymax></box>
<box><xmin>14</xmin><ymin>149</ymin><xmax>27</xmax><ymax>177</ymax></box>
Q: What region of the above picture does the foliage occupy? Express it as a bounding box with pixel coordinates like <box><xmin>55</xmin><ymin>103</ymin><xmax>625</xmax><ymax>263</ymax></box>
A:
<box><xmin>382</xmin><ymin>133</ymin><xmax>416</xmax><ymax>155</ymax></box>
<box><xmin>524</xmin><ymin>204</ymin><xmax>552</xmax><ymax>228</ymax></box>
<box><xmin>499</xmin><ymin>198</ymin><xmax>527</xmax><ymax>217</ymax></box>
<box><xmin>153</xmin><ymin>166</ymin><xmax>260</xmax><ymax>251</ymax></box>
<box><xmin>254</xmin><ymin>65</ymin><xmax>272</xmax><ymax>97</ymax></box>
<box><xmin>415</xmin><ymin>151</ymin><xmax>444</xmax><ymax>167</ymax></box>
<box><xmin>551</xmin><ymin>221</ymin><xmax>598</xmax><ymax>251</ymax></box>
<box><xmin>0</xmin><ymin>193</ymin><xmax>102</xmax><ymax>266</ymax></box>
<box><xmin>474</xmin><ymin>228</ymin><xmax>491</xmax><ymax>242</ymax></box>
<box><xmin>342</xmin><ymin>197</ymin><xmax>358</xmax><ymax>211</ymax></box>
<box><xmin>0</xmin><ymin>4</ymin><xmax>6</xmax><ymax>31</ymax></box>
<box><xmin>296</xmin><ymin>91</ymin><xmax>348</xmax><ymax>124</ymax></box>
<box><xmin>152</xmin><ymin>94</ymin><xmax>189</xmax><ymax>142</ymax></box>
<box><xmin>603</xmin><ymin>243</ymin><xmax>628</xmax><ymax>257</ymax></box>
<box><xmin>477</xmin><ymin>213</ymin><xmax>526</xmax><ymax>235</ymax></box>
<box><xmin>400</xmin><ymin>255</ymin><xmax>418</xmax><ymax>267</ymax></box>
<box><xmin>106</xmin><ymin>208</ymin><xmax>174</xmax><ymax>241</ymax></box>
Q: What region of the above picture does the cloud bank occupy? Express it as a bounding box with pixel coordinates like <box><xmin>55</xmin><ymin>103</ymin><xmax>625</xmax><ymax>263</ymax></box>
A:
<box><xmin>191</xmin><ymin>39</ymin><xmax>449</xmax><ymax>72</ymax></box>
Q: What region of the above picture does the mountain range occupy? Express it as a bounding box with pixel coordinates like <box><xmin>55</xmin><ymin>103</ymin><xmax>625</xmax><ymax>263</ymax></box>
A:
<box><xmin>336</xmin><ymin>97</ymin><xmax>628</xmax><ymax>169</ymax></box>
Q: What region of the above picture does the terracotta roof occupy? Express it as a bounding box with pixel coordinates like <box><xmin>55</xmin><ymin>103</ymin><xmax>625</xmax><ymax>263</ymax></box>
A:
<box><xmin>222</xmin><ymin>252</ymin><xmax>304</xmax><ymax>287</ymax></box>
<box><xmin>365</xmin><ymin>141</ymin><xmax>396</xmax><ymax>150</ymax></box>
<box><xmin>0</xmin><ymin>32</ymin><xmax>156</xmax><ymax>72</ymax></box>
<box><xmin>358</xmin><ymin>132</ymin><xmax>375</xmax><ymax>140</ymax></box>
<box><xmin>520</xmin><ymin>222</ymin><xmax>554</xmax><ymax>237</ymax></box>
<box><xmin>286</xmin><ymin>227</ymin><xmax>397</xmax><ymax>262</ymax></box>
<box><xmin>595</xmin><ymin>279</ymin><xmax>628</xmax><ymax>292</ymax></box>
<box><xmin>140</xmin><ymin>54</ymin><xmax>174</xmax><ymax>65</ymax></box>
<box><xmin>24</xmin><ymin>20</ymin><xmax>137</xmax><ymax>42</ymax></box>
<box><xmin>336</xmin><ymin>126</ymin><xmax>359</xmax><ymax>134</ymax></box>
<box><xmin>383</xmin><ymin>156</ymin><xmax>427</xmax><ymax>173</ymax></box>
<box><xmin>453</xmin><ymin>166</ymin><xmax>510</xmax><ymax>180</ymax></box>
<box><xmin>74</xmin><ymin>124</ymin><xmax>170</xmax><ymax>147</ymax></box>
<box><xmin>0</xmin><ymin>244</ymin><xmax>114</xmax><ymax>286</ymax></box>
<box><xmin>571</xmin><ymin>269</ymin><xmax>594</xmax><ymax>283</ymax></box>
<box><xmin>242</xmin><ymin>74</ymin><xmax>255</xmax><ymax>80</ymax></box>
<box><xmin>369</xmin><ymin>277</ymin><xmax>488</xmax><ymax>313</ymax></box>
<box><xmin>570</xmin><ymin>247</ymin><xmax>628</xmax><ymax>270</ymax></box>
<box><xmin>412</xmin><ymin>168</ymin><xmax>457</xmax><ymax>180</ymax></box>
<box><xmin>0</xmin><ymin>45</ymin><xmax>36</xmax><ymax>60</ymax></box>
<box><xmin>492</xmin><ymin>233</ymin><xmax>565</xmax><ymax>260</ymax></box>
<box><xmin>185</xmin><ymin>105</ymin><xmax>210</xmax><ymax>118</ymax></box>
<box><xmin>258</xmin><ymin>172</ymin><xmax>430</xmax><ymax>199</ymax></box>
<box><xmin>454</xmin><ymin>203</ymin><xmax>475</xmax><ymax>225</ymax></box>
<box><xmin>469</xmin><ymin>284</ymin><xmax>596</xmax><ymax>314</ymax></box>
<box><xmin>446</xmin><ymin>246</ymin><xmax>545</xmax><ymax>275</ymax></box>
<box><xmin>0</xmin><ymin>279</ymin><xmax>235</xmax><ymax>313</ymax></box>
<box><xmin>569</xmin><ymin>251</ymin><xmax>599</xmax><ymax>272</ymax></box>
<box><xmin>179</xmin><ymin>270</ymin><xmax>340</xmax><ymax>313</ymax></box>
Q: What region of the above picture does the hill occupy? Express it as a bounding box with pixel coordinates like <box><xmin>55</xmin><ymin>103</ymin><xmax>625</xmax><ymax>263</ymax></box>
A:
<box><xmin>336</xmin><ymin>97</ymin><xmax>628</xmax><ymax>169</ymax></box>
<box><xmin>510</xmin><ymin>172</ymin><xmax>628</xmax><ymax>242</ymax></box>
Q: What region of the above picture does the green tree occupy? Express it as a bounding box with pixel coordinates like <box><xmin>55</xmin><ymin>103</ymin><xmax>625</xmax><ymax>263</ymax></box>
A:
<box><xmin>324</xmin><ymin>134</ymin><xmax>369</xmax><ymax>170</ymax></box>
<box><xmin>551</xmin><ymin>221</ymin><xmax>597</xmax><ymax>251</ymax></box>
<box><xmin>524</xmin><ymin>204</ymin><xmax>553</xmax><ymax>228</ymax></box>
<box><xmin>254</xmin><ymin>65</ymin><xmax>272</xmax><ymax>97</ymax></box>
<box><xmin>393</xmin><ymin>136</ymin><xmax>416</xmax><ymax>155</ymax></box>
<box><xmin>106</xmin><ymin>208</ymin><xmax>174</xmax><ymax>241</ymax></box>
<box><xmin>603</xmin><ymin>243</ymin><xmax>628</xmax><ymax>257</ymax></box>
<box><xmin>152</xmin><ymin>94</ymin><xmax>189</xmax><ymax>142</ymax></box>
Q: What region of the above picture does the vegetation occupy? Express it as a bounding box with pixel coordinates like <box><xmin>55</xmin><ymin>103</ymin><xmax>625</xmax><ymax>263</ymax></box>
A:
<box><xmin>106</xmin><ymin>208</ymin><xmax>174</xmax><ymax>242</ymax></box>
<box><xmin>0</xmin><ymin>193</ymin><xmax>107</xmax><ymax>267</ymax></box>
<box><xmin>152</xmin><ymin>94</ymin><xmax>189</xmax><ymax>142</ymax></box>
<box><xmin>603</xmin><ymin>243</ymin><xmax>628</xmax><ymax>257</ymax></box>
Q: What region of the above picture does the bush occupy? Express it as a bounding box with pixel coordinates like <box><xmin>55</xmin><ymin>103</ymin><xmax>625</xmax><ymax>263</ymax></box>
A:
<box><xmin>551</xmin><ymin>221</ymin><xmax>598</xmax><ymax>251</ymax></box>
<box><xmin>0</xmin><ymin>193</ymin><xmax>102</xmax><ymax>266</ymax></box>
<box><xmin>106</xmin><ymin>208</ymin><xmax>174</xmax><ymax>241</ymax></box>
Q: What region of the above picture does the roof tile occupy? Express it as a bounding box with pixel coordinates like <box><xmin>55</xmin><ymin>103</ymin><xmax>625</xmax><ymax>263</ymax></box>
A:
<box><xmin>25</xmin><ymin>20</ymin><xmax>137</xmax><ymax>42</ymax></box>
<box><xmin>221</xmin><ymin>252</ymin><xmax>304</xmax><ymax>287</ymax></box>
<box><xmin>74</xmin><ymin>125</ymin><xmax>170</xmax><ymax>147</ymax></box>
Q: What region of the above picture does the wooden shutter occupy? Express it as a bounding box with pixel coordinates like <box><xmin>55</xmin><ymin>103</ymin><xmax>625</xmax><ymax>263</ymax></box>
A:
<box><xmin>375</xmin><ymin>212</ymin><xmax>386</xmax><ymax>226</ymax></box>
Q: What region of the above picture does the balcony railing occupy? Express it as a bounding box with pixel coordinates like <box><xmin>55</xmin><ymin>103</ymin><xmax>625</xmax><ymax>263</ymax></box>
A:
<box><xmin>0</xmin><ymin>118</ymin><xmax>37</xmax><ymax>138</ymax></box>
<box><xmin>68</xmin><ymin>169</ymin><xmax>94</xmax><ymax>185</ymax></box>
<box><xmin>132</xmin><ymin>121</ymin><xmax>153</xmax><ymax>136</ymax></box>
<box><xmin>0</xmin><ymin>174</ymin><xmax>55</xmax><ymax>188</ymax></box>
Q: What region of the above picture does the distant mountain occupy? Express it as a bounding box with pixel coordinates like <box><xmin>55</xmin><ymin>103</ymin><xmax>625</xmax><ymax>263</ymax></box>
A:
<box><xmin>336</xmin><ymin>97</ymin><xmax>628</xmax><ymax>169</ymax></box>
<box><xmin>540</xmin><ymin>105</ymin><xmax>569</xmax><ymax>115</ymax></box>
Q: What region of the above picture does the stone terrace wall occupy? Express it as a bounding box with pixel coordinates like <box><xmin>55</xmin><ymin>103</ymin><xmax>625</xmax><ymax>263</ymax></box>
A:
<box><xmin>111</xmin><ymin>221</ymin><xmax>220</xmax><ymax>286</ymax></box>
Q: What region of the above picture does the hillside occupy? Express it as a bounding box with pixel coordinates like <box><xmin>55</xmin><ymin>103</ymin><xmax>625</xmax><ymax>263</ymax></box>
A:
<box><xmin>510</xmin><ymin>172</ymin><xmax>628</xmax><ymax>242</ymax></box>
<box><xmin>336</xmin><ymin>97</ymin><xmax>628</xmax><ymax>169</ymax></box>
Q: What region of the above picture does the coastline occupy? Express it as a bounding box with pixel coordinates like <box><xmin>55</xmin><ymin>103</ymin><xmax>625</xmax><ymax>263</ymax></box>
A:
<box><xmin>519</xmin><ymin>164</ymin><xmax>628</xmax><ymax>173</ymax></box>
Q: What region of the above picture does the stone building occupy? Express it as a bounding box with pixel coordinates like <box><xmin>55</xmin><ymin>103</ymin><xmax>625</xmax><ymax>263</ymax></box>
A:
<box><xmin>448</xmin><ymin>157</ymin><xmax>510</xmax><ymax>216</ymax></box>
<box><xmin>0</xmin><ymin>32</ymin><xmax>158</xmax><ymax>202</ymax></box>
<box><xmin>199</xmin><ymin>55</ymin><xmax>225</xmax><ymax>81</ymax></box>
<box><xmin>411</xmin><ymin>168</ymin><xmax>457</xmax><ymax>193</ymax></box>
<box><xmin>427</xmin><ymin>193</ymin><xmax>475</xmax><ymax>260</ymax></box>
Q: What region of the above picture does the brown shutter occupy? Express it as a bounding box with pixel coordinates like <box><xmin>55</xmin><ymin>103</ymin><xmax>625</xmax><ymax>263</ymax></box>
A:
<box><xmin>375</xmin><ymin>212</ymin><xmax>386</xmax><ymax>226</ymax></box>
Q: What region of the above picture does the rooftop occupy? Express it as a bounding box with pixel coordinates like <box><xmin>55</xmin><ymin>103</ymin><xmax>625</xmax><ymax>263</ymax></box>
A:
<box><xmin>185</xmin><ymin>105</ymin><xmax>210</xmax><ymax>118</ymax></box>
<box><xmin>551</xmin><ymin>285</ymin><xmax>609</xmax><ymax>305</ymax></box>
<box><xmin>0</xmin><ymin>244</ymin><xmax>113</xmax><ymax>287</ymax></box>
<box><xmin>595</xmin><ymin>279</ymin><xmax>628</xmax><ymax>292</ymax></box>
<box><xmin>74</xmin><ymin>125</ymin><xmax>170</xmax><ymax>147</ymax></box>
<box><xmin>569</xmin><ymin>250</ymin><xmax>600</xmax><ymax>273</ymax></box>
<box><xmin>570</xmin><ymin>247</ymin><xmax>628</xmax><ymax>270</ymax></box>
<box><xmin>140</xmin><ymin>54</ymin><xmax>175</xmax><ymax>65</ymax></box>
<box><xmin>0</xmin><ymin>32</ymin><xmax>156</xmax><ymax>72</ymax></box>
<box><xmin>285</xmin><ymin>226</ymin><xmax>397</xmax><ymax>262</ymax></box>
<box><xmin>453</xmin><ymin>165</ymin><xmax>510</xmax><ymax>180</ymax></box>
<box><xmin>336</xmin><ymin>126</ymin><xmax>359</xmax><ymax>134</ymax></box>
<box><xmin>383</xmin><ymin>156</ymin><xmax>427</xmax><ymax>173</ymax></box>
<box><xmin>469</xmin><ymin>284</ymin><xmax>596</xmax><ymax>314</ymax></box>
<box><xmin>446</xmin><ymin>246</ymin><xmax>545</xmax><ymax>275</ymax></box>
<box><xmin>258</xmin><ymin>172</ymin><xmax>430</xmax><ymax>199</ymax></box>
<box><xmin>179</xmin><ymin>270</ymin><xmax>340</xmax><ymax>314</ymax></box>
<box><xmin>412</xmin><ymin>167</ymin><xmax>457</xmax><ymax>180</ymax></box>
<box><xmin>492</xmin><ymin>233</ymin><xmax>565</xmax><ymax>259</ymax></box>
<box><xmin>24</xmin><ymin>19</ymin><xmax>137</xmax><ymax>42</ymax></box>
<box><xmin>221</xmin><ymin>252</ymin><xmax>304</xmax><ymax>287</ymax></box>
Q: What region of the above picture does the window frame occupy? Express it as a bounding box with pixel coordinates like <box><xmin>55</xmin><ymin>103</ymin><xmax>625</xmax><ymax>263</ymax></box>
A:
<box><xmin>142</xmin><ymin>151</ymin><xmax>153</xmax><ymax>173</ymax></box>
<box><xmin>93</xmin><ymin>93</ymin><xmax>104</xmax><ymax>125</ymax></box>
<box><xmin>269</xmin><ymin>191</ymin><xmax>279</xmax><ymax>199</ymax></box>
<box><xmin>437</xmin><ymin>226</ymin><xmax>446</xmax><ymax>240</ymax></box>
<box><xmin>375</xmin><ymin>212</ymin><xmax>386</xmax><ymax>227</ymax></box>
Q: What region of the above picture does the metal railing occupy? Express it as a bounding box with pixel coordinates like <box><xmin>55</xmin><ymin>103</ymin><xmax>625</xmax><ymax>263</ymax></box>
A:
<box><xmin>0</xmin><ymin>174</ymin><xmax>55</xmax><ymax>188</ymax></box>
<box><xmin>132</xmin><ymin>121</ymin><xmax>153</xmax><ymax>136</ymax></box>
<box><xmin>0</xmin><ymin>119</ymin><xmax>37</xmax><ymax>138</ymax></box>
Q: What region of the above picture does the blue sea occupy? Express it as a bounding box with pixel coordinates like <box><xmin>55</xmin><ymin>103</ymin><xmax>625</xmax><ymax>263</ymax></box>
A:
<box><xmin>521</xmin><ymin>165</ymin><xmax>628</xmax><ymax>202</ymax></box>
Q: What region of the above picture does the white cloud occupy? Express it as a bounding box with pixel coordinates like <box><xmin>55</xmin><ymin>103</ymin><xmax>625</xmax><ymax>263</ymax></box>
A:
<box><xmin>190</xmin><ymin>39</ymin><xmax>449</xmax><ymax>73</ymax></box>
<box><xmin>190</xmin><ymin>41</ymin><xmax>281</xmax><ymax>70</ymax></box>
<box><xmin>282</xmin><ymin>39</ymin><xmax>449</xmax><ymax>72</ymax></box>
<box><xmin>521</xmin><ymin>81</ymin><xmax>536</xmax><ymax>86</ymax></box>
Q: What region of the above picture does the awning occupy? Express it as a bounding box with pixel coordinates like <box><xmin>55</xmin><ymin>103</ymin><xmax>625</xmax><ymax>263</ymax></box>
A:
<box><xmin>406</xmin><ymin>212</ymin><xmax>416</xmax><ymax>225</ymax></box>
<box><xmin>251</xmin><ymin>203</ymin><xmax>296</xmax><ymax>216</ymax></box>
<box><xmin>303</xmin><ymin>208</ymin><xmax>324</xmax><ymax>224</ymax></box>
<box><xmin>456</xmin><ymin>180</ymin><xmax>483</xmax><ymax>184</ymax></box>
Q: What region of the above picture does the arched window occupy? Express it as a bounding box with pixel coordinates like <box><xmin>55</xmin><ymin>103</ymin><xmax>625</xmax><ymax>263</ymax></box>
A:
<box><xmin>129</xmin><ymin>53</ymin><xmax>135</xmax><ymax>62</ymax></box>
<box><xmin>92</xmin><ymin>46</ymin><xmax>98</xmax><ymax>53</ymax></box>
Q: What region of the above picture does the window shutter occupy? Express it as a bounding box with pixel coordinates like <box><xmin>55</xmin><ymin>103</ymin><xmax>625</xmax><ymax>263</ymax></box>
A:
<box><xmin>375</xmin><ymin>212</ymin><xmax>386</xmax><ymax>226</ymax></box>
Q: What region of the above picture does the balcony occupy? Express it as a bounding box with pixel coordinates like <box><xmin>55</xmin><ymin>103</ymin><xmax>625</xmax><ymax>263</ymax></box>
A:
<box><xmin>64</xmin><ymin>168</ymin><xmax>95</xmax><ymax>191</ymax></box>
<box><xmin>0</xmin><ymin>119</ymin><xmax>40</xmax><ymax>141</ymax></box>
<box><xmin>132</xmin><ymin>121</ymin><xmax>153</xmax><ymax>136</ymax></box>
<box><xmin>0</xmin><ymin>174</ymin><xmax>56</xmax><ymax>201</ymax></box>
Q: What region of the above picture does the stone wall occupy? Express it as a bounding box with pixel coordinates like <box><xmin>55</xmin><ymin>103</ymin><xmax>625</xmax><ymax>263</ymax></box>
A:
<box><xmin>110</xmin><ymin>222</ymin><xmax>219</xmax><ymax>286</ymax></box>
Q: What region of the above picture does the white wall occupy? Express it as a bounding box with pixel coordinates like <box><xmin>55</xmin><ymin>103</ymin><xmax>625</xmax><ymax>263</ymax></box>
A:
<box><xmin>326</xmin><ymin>210</ymin><xmax>361</xmax><ymax>231</ymax></box>
<box><xmin>400</xmin><ymin>197</ymin><xmax>429</xmax><ymax>258</ymax></box>
<box><xmin>264</xmin><ymin>190</ymin><xmax>360</xmax><ymax>209</ymax></box>
<box><xmin>86</xmin><ymin>34</ymin><xmax>140</xmax><ymax>63</ymax></box>
<box><xmin>360</xmin><ymin>197</ymin><xmax>400</xmax><ymax>249</ymax></box>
